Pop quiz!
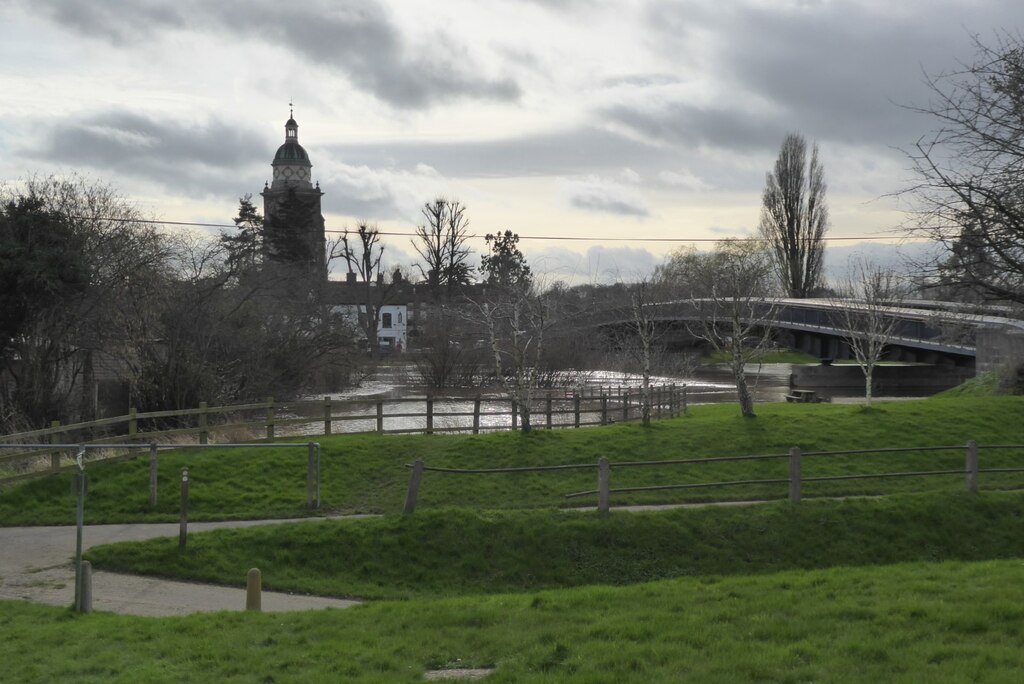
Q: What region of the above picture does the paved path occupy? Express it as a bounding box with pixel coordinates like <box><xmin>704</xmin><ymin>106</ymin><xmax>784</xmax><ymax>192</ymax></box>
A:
<box><xmin>0</xmin><ymin>518</ymin><xmax>362</xmax><ymax>616</ymax></box>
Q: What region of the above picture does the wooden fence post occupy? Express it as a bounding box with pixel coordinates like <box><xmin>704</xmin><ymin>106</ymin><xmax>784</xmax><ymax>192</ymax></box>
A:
<box><xmin>965</xmin><ymin>440</ymin><xmax>978</xmax><ymax>494</ymax></box>
<box><xmin>324</xmin><ymin>397</ymin><xmax>332</xmax><ymax>436</ymax></box>
<box><xmin>682</xmin><ymin>385</ymin><xmax>688</xmax><ymax>415</ymax></box>
<box><xmin>546</xmin><ymin>392</ymin><xmax>553</xmax><ymax>430</ymax></box>
<box><xmin>179</xmin><ymin>468</ymin><xmax>189</xmax><ymax>551</ymax></box>
<box><xmin>403</xmin><ymin>459</ymin><xmax>425</xmax><ymax>514</ymax></box>
<box><xmin>622</xmin><ymin>391</ymin><xmax>630</xmax><ymax>422</ymax></box>
<box><xmin>597</xmin><ymin>457</ymin><xmax>610</xmax><ymax>514</ymax></box>
<box><xmin>198</xmin><ymin>401</ymin><xmax>208</xmax><ymax>445</ymax></box>
<box><xmin>656</xmin><ymin>386</ymin><xmax>663</xmax><ymax>419</ymax></box>
<box><xmin>376</xmin><ymin>400</ymin><xmax>384</xmax><ymax>433</ymax></box>
<box><xmin>600</xmin><ymin>396</ymin><xmax>608</xmax><ymax>425</ymax></box>
<box><xmin>50</xmin><ymin>421</ymin><xmax>61</xmax><ymax>472</ymax></box>
<box><xmin>306</xmin><ymin>443</ymin><xmax>317</xmax><ymax>509</ymax></box>
<box><xmin>265</xmin><ymin>398</ymin><xmax>275</xmax><ymax>441</ymax></box>
<box><xmin>426</xmin><ymin>396</ymin><xmax>434</xmax><ymax>435</ymax></box>
<box><xmin>472</xmin><ymin>396</ymin><xmax>481</xmax><ymax>434</ymax></box>
<box><xmin>789</xmin><ymin>447</ymin><xmax>801</xmax><ymax>503</ymax></box>
<box><xmin>668</xmin><ymin>384</ymin><xmax>675</xmax><ymax>417</ymax></box>
<box><xmin>148</xmin><ymin>443</ymin><xmax>158</xmax><ymax>508</ymax></box>
<box><xmin>511</xmin><ymin>400</ymin><xmax>518</xmax><ymax>431</ymax></box>
<box><xmin>573</xmin><ymin>392</ymin><xmax>581</xmax><ymax>428</ymax></box>
<box><xmin>128</xmin><ymin>408</ymin><xmax>137</xmax><ymax>440</ymax></box>
<box><xmin>246</xmin><ymin>568</ymin><xmax>262</xmax><ymax>611</ymax></box>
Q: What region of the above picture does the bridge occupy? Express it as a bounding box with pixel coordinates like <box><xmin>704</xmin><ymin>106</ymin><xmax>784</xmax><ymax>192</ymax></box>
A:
<box><xmin>595</xmin><ymin>298</ymin><xmax>1024</xmax><ymax>371</ymax></box>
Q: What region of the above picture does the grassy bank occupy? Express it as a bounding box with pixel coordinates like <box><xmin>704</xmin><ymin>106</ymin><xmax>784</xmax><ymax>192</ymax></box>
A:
<box><xmin>4</xmin><ymin>557</ymin><xmax>1024</xmax><ymax>682</ymax></box>
<box><xmin>2</xmin><ymin>396</ymin><xmax>1023</xmax><ymax>525</ymax></box>
<box><xmin>85</xmin><ymin>492</ymin><xmax>1024</xmax><ymax>600</ymax></box>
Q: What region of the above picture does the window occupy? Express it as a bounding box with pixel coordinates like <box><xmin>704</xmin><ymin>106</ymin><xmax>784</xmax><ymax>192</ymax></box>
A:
<box><xmin>398</xmin><ymin>312</ymin><xmax>403</xmax><ymax>324</ymax></box>
<box><xmin>382</xmin><ymin>313</ymin><xmax>392</xmax><ymax>329</ymax></box>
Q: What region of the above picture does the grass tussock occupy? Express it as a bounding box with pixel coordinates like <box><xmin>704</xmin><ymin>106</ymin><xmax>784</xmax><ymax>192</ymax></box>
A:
<box><xmin>3</xmin><ymin>396</ymin><xmax>1024</xmax><ymax>525</ymax></box>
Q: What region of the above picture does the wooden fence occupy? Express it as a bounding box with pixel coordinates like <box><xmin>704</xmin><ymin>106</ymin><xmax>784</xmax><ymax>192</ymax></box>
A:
<box><xmin>0</xmin><ymin>384</ymin><xmax>686</xmax><ymax>483</ymax></box>
<box><xmin>401</xmin><ymin>440</ymin><xmax>1024</xmax><ymax>513</ymax></box>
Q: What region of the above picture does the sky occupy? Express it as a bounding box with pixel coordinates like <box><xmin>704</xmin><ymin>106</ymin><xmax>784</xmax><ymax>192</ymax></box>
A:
<box><xmin>0</xmin><ymin>0</ymin><xmax>1019</xmax><ymax>285</ymax></box>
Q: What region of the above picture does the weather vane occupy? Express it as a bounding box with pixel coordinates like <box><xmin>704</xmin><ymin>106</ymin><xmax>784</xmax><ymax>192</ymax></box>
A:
<box><xmin>289</xmin><ymin>99</ymin><xmax>294</xmax><ymax>119</ymax></box>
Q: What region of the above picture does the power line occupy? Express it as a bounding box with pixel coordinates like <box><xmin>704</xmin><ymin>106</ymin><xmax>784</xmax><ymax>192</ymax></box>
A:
<box><xmin>70</xmin><ymin>215</ymin><xmax>931</xmax><ymax>243</ymax></box>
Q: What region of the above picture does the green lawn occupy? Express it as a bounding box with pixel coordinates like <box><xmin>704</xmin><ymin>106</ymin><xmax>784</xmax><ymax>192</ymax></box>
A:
<box><xmin>84</xmin><ymin>492</ymin><xmax>1024</xmax><ymax>600</ymax></box>
<box><xmin>3</xmin><ymin>557</ymin><xmax>1024</xmax><ymax>682</ymax></box>
<box><xmin>3</xmin><ymin>396</ymin><xmax>1024</xmax><ymax>525</ymax></box>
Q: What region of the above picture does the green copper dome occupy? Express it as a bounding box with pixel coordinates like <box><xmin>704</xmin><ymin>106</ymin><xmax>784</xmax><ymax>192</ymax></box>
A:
<box><xmin>274</xmin><ymin>141</ymin><xmax>310</xmax><ymax>164</ymax></box>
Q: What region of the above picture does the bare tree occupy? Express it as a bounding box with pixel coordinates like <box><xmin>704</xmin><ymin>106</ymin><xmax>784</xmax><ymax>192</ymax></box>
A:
<box><xmin>332</xmin><ymin>223</ymin><xmax>397</xmax><ymax>360</ymax></box>
<box><xmin>759</xmin><ymin>132</ymin><xmax>829</xmax><ymax>298</ymax></box>
<box><xmin>476</xmin><ymin>289</ymin><xmax>550</xmax><ymax>432</ymax></box>
<box><xmin>904</xmin><ymin>33</ymin><xmax>1024</xmax><ymax>304</ymax></box>
<box><xmin>664</xmin><ymin>241</ymin><xmax>777</xmax><ymax>418</ymax></box>
<box><xmin>828</xmin><ymin>261</ymin><xmax>906</xmax><ymax>407</ymax></box>
<box><xmin>412</xmin><ymin>198</ymin><xmax>472</xmax><ymax>300</ymax></box>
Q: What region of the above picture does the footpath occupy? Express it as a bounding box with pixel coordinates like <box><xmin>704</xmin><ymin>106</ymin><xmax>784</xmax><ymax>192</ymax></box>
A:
<box><xmin>0</xmin><ymin>518</ymin><xmax>362</xmax><ymax>616</ymax></box>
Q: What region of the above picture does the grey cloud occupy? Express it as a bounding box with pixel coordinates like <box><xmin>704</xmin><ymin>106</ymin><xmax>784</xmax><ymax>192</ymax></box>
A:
<box><xmin>568</xmin><ymin>188</ymin><xmax>649</xmax><ymax>218</ymax></box>
<box><xmin>26</xmin><ymin>0</ymin><xmax>519</xmax><ymax>109</ymax></box>
<box><xmin>643</xmin><ymin>0</ymin><xmax>1019</xmax><ymax>149</ymax></box>
<box><xmin>27</xmin><ymin>111</ymin><xmax>266</xmax><ymax>199</ymax></box>
<box><xmin>529</xmin><ymin>245</ymin><xmax>660</xmax><ymax>284</ymax></box>
<box><xmin>329</xmin><ymin>127</ymin><xmax>669</xmax><ymax>178</ymax></box>
<box><xmin>605</xmin><ymin>101</ymin><xmax>785</xmax><ymax>153</ymax></box>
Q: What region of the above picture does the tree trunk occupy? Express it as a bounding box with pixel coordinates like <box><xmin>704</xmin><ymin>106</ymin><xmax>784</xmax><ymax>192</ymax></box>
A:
<box><xmin>519</xmin><ymin>402</ymin><xmax>532</xmax><ymax>433</ymax></box>
<box><xmin>864</xmin><ymin>366</ymin><xmax>873</xmax><ymax>408</ymax></box>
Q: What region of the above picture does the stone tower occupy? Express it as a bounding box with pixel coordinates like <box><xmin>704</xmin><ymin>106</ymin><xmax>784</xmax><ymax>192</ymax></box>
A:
<box><xmin>260</xmin><ymin>111</ymin><xmax>327</xmax><ymax>281</ymax></box>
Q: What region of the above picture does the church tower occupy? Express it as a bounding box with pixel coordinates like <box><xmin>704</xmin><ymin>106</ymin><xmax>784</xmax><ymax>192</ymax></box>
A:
<box><xmin>261</xmin><ymin>110</ymin><xmax>327</xmax><ymax>281</ymax></box>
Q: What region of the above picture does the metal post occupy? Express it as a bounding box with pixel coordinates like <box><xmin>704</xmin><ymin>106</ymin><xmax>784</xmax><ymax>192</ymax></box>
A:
<box><xmin>74</xmin><ymin>448</ymin><xmax>86</xmax><ymax>612</ymax></box>
<box><xmin>597</xmin><ymin>457</ymin><xmax>610</xmax><ymax>514</ymax></box>
<box><xmin>965</xmin><ymin>440</ymin><xmax>978</xmax><ymax>494</ymax></box>
<box><xmin>179</xmin><ymin>468</ymin><xmax>189</xmax><ymax>551</ymax></box>
<box><xmin>306</xmin><ymin>443</ymin><xmax>317</xmax><ymax>509</ymax></box>
<box><xmin>403</xmin><ymin>459</ymin><xmax>424</xmax><ymax>514</ymax></box>
<box><xmin>148</xmin><ymin>443</ymin><xmax>158</xmax><ymax>508</ymax></box>
<box><xmin>789</xmin><ymin>447</ymin><xmax>801</xmax><ymax>503</ymax></box>
<box><xmin>79</xmin><ymin>560</ymin><xmax>93</xmax><ymax>614</ymax></box>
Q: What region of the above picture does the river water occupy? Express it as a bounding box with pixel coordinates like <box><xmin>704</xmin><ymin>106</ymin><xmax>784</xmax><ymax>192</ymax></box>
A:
<box><xmin>287</xmin><ymin>363</ymin><xmax>931</xmax><ymax>436</ymax></box>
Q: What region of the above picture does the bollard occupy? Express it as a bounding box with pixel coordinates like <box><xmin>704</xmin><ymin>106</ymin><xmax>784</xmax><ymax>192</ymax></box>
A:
<box><xmin>179</xmin><ymin>468</ymin><xmax>189</xmax><ymax>551</ymax></box>
<box><xmin>80</xmin><ymin>560</ymin><xmax>93</xmax><ymax>614</ymax></box>
<box><xmin>246</xmin><ymin>568</ymin><xmax>262</xmax><ymax>611</ymax></box>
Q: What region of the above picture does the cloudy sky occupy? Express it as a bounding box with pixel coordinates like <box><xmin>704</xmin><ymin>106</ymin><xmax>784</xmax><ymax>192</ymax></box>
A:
<box><xmin>0</xmin><ymin>0</ymin><xmax>1018</xmax><ymax>283</ymax></box>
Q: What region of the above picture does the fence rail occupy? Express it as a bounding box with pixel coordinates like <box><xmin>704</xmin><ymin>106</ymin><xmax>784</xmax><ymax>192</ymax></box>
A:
<box><xmin>400</xmin><ymin>440</ymin><xmax>1024</xmax><ymax>513</ymax></box>
<box><xmin>0</xmin><ymin>384</ymin><xmax>686</xmax><ymax>483</ymax></box>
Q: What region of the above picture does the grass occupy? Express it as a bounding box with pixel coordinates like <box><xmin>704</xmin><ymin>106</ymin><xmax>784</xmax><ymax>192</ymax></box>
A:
<box><xmin>84</xmin><ymin>492</ymin><xmax>1024</xmax><ymax>600</ymax></box>
<box><xmin>3</xmin><ymin>396</ymin><xmax>1024</xmax><ymax>525</ymax></box>
<box><xmin>938</xmin><ymin>370</ymin><xmax>1003</xmax><ymax>397</ymax></box>
<box><xmin>4</xmin><ymin>557</ymin><xmax>1024</xmax><ymax>682</ymax></box>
